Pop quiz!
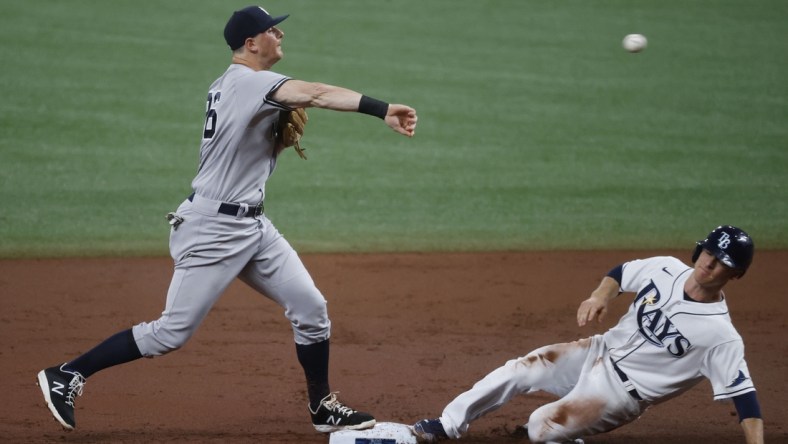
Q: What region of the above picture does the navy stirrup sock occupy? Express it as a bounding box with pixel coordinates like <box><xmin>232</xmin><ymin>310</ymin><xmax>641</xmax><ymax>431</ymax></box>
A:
<box><xmin>65</xmin><ymin>328</ymin><xmax>143</xmax><ymax>378</ymax></box>
<box><xmin>296</xmin><ymin>339</ymin><xmax>330</xmax><ymax>409</ymax></box>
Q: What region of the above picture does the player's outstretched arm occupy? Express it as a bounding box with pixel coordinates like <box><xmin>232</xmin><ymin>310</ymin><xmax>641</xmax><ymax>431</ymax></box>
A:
<box><xmin>577</xmin><ymin>276</ymin><xmax>620</xmax><ymax>327</ymax></box>
<box><xmin>271</xmin><ymin>80</ymin><xmax>417</xmax><ymax>137</ymax></box>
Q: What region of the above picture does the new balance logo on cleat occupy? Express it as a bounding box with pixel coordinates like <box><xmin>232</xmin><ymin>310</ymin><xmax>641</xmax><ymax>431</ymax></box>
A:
<box><xmin>309</xmin><ymin>392</ymin><xmax>376</xmax><ymax>433</ymax></box>
<box><xmin>36</xmin><ymin>363</ymin><xmax>86</xmax><ymax>431</ymax></box>
<box><xmin>51</xmin><ymin>380</ymin><xmax>66</xmax><ymax>396</ymax></box>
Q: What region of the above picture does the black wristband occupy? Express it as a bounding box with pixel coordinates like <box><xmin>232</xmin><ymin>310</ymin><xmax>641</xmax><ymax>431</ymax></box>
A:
<box><xmin>358</xmin><ymin>95</ymin><xmax>389</xmax><ymax>119</ymax></box>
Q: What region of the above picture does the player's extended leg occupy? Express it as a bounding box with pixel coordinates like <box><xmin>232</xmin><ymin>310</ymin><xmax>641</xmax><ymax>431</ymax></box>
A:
<box><xmin>37</xmin><ymin>208</ymin><xmax>258</xmax><ymax>430</ymax></box>
<box><xmin>526</xmin><ymin>340</ymin><xmax>644</xmax><ymax>443</ymax></box>
<box><xmin>133</xmin><ymin>207</ymin><xmax>261</xmax><ymax>356</ymax></box>
<box><xmin>133</xmin><ymin>261</ymin><xmax>247</xmax><ymax>355</ymax></box>
<box><xmin>37</xmin><ymin>251</ymin><xmax>252</xmax><ymax>430</ymax></box>
<box><xmin>435</xmin><ymin>337</ymin><xmax>594</xmax><ymax>440</ymax></box>
<box><xmin>238</xmin><ymin>220</ymin><xmax>374</xmax><ymax>432</ymax></box>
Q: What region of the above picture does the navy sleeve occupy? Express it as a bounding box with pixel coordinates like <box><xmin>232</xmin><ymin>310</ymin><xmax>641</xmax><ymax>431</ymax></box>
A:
<box><xmin>606</xmin><ymin>264</ymin><xmax>623</xmax><ymax>284</ymax></box>
<box><xmin>732</xmin><ymin>391</ymin><xmax>762</xmax><ymax>421</ymax></box>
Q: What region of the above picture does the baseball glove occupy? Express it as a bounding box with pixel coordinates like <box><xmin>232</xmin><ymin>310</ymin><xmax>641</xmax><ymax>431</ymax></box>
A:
<box><xmin>275</xmin><ymin>108</ymin><xmax>308</xmax><ymax>159</ymax></box>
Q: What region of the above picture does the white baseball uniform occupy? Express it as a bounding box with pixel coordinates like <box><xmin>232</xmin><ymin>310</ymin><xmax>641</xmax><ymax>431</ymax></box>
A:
<box><xmin>133</xmin><ymin>64</ymin><xmax>331</xmax><ymax>356</ymax></box>
<box><xmin>438</xmin><ymin>256</ymin><xmax>756</xmax><ymax>443</ymax></box>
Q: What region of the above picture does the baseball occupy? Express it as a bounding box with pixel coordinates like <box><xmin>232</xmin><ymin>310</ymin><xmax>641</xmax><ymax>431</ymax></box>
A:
<box><xmin>622</xmin><ymin>34</ymin><xmax>647</xmax><ymax>53</ymax></box>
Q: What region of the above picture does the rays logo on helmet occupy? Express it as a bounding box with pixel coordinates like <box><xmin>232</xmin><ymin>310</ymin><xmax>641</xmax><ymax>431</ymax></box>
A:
<box><xmin>717</xmin><ymin>232</ymin><xmax>731</xmax><ymax>249</ymax></box>
<box><xmin>691</xmin><ymin>225</ymin><xmax>754</xmax><ymax>275</ymax></box>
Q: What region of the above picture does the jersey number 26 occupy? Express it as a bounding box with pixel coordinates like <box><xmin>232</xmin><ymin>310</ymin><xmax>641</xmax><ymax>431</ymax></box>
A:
<box><xmin>203</xmin><ymin>92</ymin><xmax>220</xmax><ymax>139</ymax></box>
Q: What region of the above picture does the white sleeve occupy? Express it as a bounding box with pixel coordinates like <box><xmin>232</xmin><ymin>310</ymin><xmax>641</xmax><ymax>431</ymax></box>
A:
<box><xmin>619</xmin><ymin>258</ymin><xmax>662</xmax><ymax>293</ymax></box>
<box><xmin>701</xmin><ymin>340</ymin><xmax>756</xmax><ymax>400</ymax></box>
<box><xmin>619</xmin><ymin>256</ymin><xmax>685</xmax><ymax>294</ymax></box>
<box><xmin>619</xmin><ymin>259</ymin><xmax>648</xmax><ymax>293</ymax></box>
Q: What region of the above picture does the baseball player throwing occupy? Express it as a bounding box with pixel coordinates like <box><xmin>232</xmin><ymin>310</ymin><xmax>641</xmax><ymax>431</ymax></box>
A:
<box><xmin>412</xmin><ymin>225</ymin><xmax>764</xmax><ymax>444</ymax></box>
<box><xmin>36</xmin><ymin>5</ymin><xmax>417</xmax><ymax>433</ymax></box>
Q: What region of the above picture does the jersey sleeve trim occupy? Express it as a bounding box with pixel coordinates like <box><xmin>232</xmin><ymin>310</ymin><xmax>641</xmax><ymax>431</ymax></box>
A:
<box><xmin>714</xmin><ymin>386</ymin><xmax>756</xmax><ymax>400</ymax></box>
<box><xmin>606</xmin><ymin>264</ymin><xmax>623</xmax><ymax>284</ymax></box>
<box><xmin>265</xmin><ymin>77</ymin><xmax>294</xmax><ymax>111</ymax></box>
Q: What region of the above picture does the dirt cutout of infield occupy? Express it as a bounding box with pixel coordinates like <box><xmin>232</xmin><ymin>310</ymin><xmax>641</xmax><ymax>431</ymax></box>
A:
<box><xmin>1</xmin><ymin>251</ymin><xmax>786</xmax><ymax>443</ymax></box>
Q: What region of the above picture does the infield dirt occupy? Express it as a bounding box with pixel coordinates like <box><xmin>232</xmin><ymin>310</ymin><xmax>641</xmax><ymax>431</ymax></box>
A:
<box><xmin>1</xmin><ymin>251</ymin><xmax>786</xmax><ymax>443</ymax></box>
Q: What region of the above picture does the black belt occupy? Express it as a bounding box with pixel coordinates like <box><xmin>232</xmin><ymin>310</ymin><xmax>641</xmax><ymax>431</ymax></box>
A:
<box><xmin>610</xmin><ymin>358</ymin><xmax>643</xmax><ymax>401</ymax></box>
<box><xmin>188</xmin><ymin>193</ymin><xmax>263</xmax><ymax>218</ymax></box>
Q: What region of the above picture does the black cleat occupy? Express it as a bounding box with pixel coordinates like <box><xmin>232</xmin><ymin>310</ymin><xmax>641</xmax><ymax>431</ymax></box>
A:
<box><xmin>309</xmin><ymin>392</ymin><xmax>376</xmax><ymax>433</ymax></box>
<box><xmin>36</xmin><ymin>363</ymin><xmax>85</xmax><ymax>430</ymax></box>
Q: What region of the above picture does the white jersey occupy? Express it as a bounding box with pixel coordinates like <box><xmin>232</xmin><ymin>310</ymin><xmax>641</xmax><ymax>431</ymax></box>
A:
<box><xmin>605</xmin><ymin>256</ymin><xmax>756</xmax><ymax>404</ymax></box>
<box><xmin>190</xmin><ymin>64</ymin><xmax>290</xmax><ymax>205</ymax></box>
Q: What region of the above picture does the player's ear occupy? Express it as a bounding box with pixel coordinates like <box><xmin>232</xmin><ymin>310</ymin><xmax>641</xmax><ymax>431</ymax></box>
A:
<box><xmin>244</xmin><ymin>36</ymin><xmax>257</xmax><ymax>52</ymax></box>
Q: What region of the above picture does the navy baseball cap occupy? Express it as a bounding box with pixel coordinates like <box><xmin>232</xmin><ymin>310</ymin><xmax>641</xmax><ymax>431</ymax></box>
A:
<box><xmin>224</xmin><ymin>6</ymin><xmax>289</xmax><ymax>50</ymax></box>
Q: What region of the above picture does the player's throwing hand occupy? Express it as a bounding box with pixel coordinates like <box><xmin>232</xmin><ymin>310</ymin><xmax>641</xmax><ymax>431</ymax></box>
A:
<box><xmin>385</xmin><ymin>104</ymin><xmax>418</xmax><ymax>137</ymax></box>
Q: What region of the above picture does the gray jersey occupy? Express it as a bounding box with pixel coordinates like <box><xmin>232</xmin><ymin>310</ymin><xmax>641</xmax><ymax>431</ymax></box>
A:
<box><xmin>132</xmin><ymin>65</ymin><xmax>331</xmax><ymax>357</ymax></box>
<box><xmin>191</xmin><ymin>64</ymin><xmax>290</xmax><ymax>205</ymax></box>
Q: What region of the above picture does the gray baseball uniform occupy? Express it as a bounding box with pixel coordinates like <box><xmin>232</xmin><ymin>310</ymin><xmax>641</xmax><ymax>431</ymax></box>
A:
<box><xmin>133</xmin><ymin>64</ymin><xmax>329</xmax><ymax>355</ymax></box>
<box><xmin>37</xmin><ymin>6</ymin><xmax>415</xmax><ymax>432</ymax></box>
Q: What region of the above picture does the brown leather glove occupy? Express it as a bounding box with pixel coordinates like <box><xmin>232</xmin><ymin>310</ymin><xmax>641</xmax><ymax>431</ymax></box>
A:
<box><xmin>275</xmin><ymin>108</ymin><xmax>308</xmax><ymax>159</ymax></box>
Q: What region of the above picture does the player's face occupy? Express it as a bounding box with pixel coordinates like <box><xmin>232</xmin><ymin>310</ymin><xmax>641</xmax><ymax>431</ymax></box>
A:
<box><xmin>693</xmin><ymin>249</ymin><xmax>742</xmax><ymax>286</ymax></box>
<box><xmin>254</xmin><ymin>26</ymin><xmax>285</xmax><ymax>68</ymax></box>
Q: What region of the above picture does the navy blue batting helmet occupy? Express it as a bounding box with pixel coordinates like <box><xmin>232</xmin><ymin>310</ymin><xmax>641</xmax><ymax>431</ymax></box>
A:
<box><xmin>691</xmin><ymin>225</ymin><xmax>754</xmax><ymax>276</ymax></box>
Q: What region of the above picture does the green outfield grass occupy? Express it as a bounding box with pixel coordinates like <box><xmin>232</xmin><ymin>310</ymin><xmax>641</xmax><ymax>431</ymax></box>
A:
<box><xmin>1</xmin><ymin>0</ymin><xmax>786</xmax><ymax>257</ymax></box>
